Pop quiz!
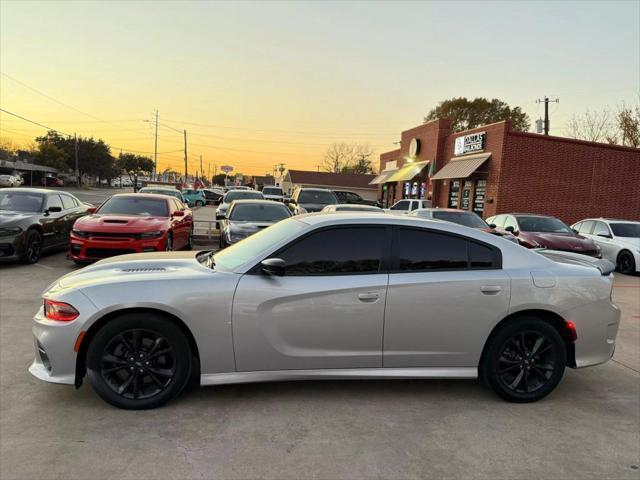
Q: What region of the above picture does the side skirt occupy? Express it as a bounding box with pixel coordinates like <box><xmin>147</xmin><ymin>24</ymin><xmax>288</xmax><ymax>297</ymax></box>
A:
<box><xmin>201</xmin><ymin>367</ymin><xmax>478</xmax><ymax>386</ymax></box>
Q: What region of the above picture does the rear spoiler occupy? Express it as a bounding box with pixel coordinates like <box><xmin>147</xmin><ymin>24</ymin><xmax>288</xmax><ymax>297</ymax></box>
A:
<box><xmin>534</xmin><ymin>249</ymin><xmax>616</xmax><ymax>275</ymax></box>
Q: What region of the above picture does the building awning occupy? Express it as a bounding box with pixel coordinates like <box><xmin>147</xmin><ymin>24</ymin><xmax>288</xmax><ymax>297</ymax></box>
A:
<box><xmin>385</xmin><ymin>160</ymin><xmax>430</xmax><ymax>183</ymax></box>
<box><xmin>430</xmin><ymin>153</ymin><xmax>491</xmax><ymax>180</ymax></box>
<box><xmin>369</xmin><ymin>168</ymin><xmax>398</xmax><ymax>185</ymax></box>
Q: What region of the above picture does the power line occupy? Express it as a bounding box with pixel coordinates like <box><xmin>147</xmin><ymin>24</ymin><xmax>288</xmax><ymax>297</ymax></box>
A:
<box><xmin>0</xmin><ymin>108</ymin><xmax>72</xmax><ymax>136</ymax></box>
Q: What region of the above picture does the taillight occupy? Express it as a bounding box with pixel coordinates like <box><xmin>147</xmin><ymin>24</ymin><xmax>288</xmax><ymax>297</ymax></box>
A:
<box><xmin>565</xmin><ymin>321</ymin><xmax>577</xmax><ymax>341</ymax></box>
<box><xmin>44</xmin><ymin>299</ymin><xmax>79</xmax><ymax>322</ymax></box>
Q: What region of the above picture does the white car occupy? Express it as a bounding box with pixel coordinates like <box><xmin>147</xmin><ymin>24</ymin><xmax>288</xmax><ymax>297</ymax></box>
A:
<box><xmin>385</xmin><ymin>199</ymin><xmax>432</xmax><ymax>214</ymax></box>
<box><xmin>322</xmin><ymin>204</ymin><xmax>383</xmax><ymax>213</ymax></box>
<box><xmin>0</xmin><ymin>174</ymin><xmax>19</xmax><ymax>187</ymax></box>
<box><xmin>571</xmin><ymin>218</ymin><xmax>640</xmax><ymax>274</ymax></box>
<box><xmin>262</xmin><ymin>186</ymin><xmax>284</xmax><ymax>202</ymax></box>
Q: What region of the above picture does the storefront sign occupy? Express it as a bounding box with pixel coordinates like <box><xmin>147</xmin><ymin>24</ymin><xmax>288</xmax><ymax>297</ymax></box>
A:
<box><xmin>454</xmin><ymin>132</ymin><xmax>486</xmax><ymax>156</ymax></box>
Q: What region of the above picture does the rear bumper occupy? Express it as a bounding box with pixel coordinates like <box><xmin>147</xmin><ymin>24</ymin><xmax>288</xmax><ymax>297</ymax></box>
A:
<box><xmin>69</xmin><ymin>232</ymin><xmax>167</xmax><ymax>261</ymax></box>
<box><xmin>572</xmin><ymin>299</ymin><xmax>621</xmax><ymax>368</ymax></box>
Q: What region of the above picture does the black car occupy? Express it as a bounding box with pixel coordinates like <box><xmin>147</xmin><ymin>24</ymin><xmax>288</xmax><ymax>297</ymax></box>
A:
<box><xmin>0</xmin><ymin>188</ymin><xmax>89</xmax><ymax>264</ymax></box>
<box><xmin>288</xmin><ymin>187</ymin><xmax>338</xmax><ymax>214</ymax></box>
<box><xmin>333</xmin><ymin>190</ymin><xmax>381</xmax><ymax>208</ymax></box>
<box><xmin>202</xmin><ymin>188</ymin><xmax>224</xmax><ymax>205</ymax></box>
<box><xmin>219</xmin><ymin>199</ymin><xmax>291</xmax><ymax>248</ymax></box>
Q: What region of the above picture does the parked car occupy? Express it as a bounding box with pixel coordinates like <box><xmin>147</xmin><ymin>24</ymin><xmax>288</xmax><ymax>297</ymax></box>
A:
<box><xmin>288</xmin><ymin>187</ymin><xmax>338</xmax><ymax>215</ymax></box>
<box><xmin>261</xmin><ymin>186</ymin><xmax>284</xmax><ymax>202</ymax></box>
<box><xmin>571</xmin><ymin>218</ymin><xmax>640</xmax><ymax>274</ymax></box>
<box><xmin>138</xmin><ymin>187</ymin><xmax>187</xmax><ymax>205</ymax></box>
<box><xmin>0</xmin><ymin>174</ymin><xmax>20</xmax><ymax>187</ymax></box>
<box><xmin>219</xmin><ymin>199</ymin><xmax>291</xmax><ymax>248</ymax></box>
<box><xmin>42</xmin><ymin>176</ymin><xmax>64</xmax><ymax>187</ymax></box>
<box><xmin>30</xmin><ymin>212</ymin><xmax>619</xmax><ymax>409</ymax></box>
<box><xmin>321</xmin><ymin>204</ymin><xmax>383</xmax><ymax>213</ymax></box>
<box><xmin>333</xmin><ymin>190</ymin><xmax>381</xmax><ymax>207</ymax></box>
<box><xmin>0</xmin><ymin>188</ymin><xmax>89</xmax><ymax>263</ymax></box>
<box><xmin>385</xmin><ymin>199</ymin><xmax>431</xmax><ymax>214</ymax></box>
<box><xmin>216</xmin><ymin>190</ymin><xmax>264</xmax><ymax>226</ymax></box>
<box><xmin>409</xmin><ymin>208</ymin><xmax>518</xmax><ymax>243</ymax></box>
<box><xmin>486</xmin><ymin>213</ymin><xmax>601</xmax><ymax>257</ymax></box>
<box><xmin>69</xmin><ymin>193</ymin><xmax>193</xmax><ymax>263</ymax></box>
<box><xmin>181</xmin><ymin>189</ymin><xmax>207</xmax><ymax>207</ymax></box>
<box><xmin>202</xmin><ymin>188</ymin><xmax>224</xmax><ymax>205</ymax></box>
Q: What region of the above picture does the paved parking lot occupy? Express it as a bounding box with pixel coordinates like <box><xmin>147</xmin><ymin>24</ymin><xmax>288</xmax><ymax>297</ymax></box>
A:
<box><xmin>0</xmin><ymin>253</ymin><xmax>639</xmax><ymax>479</ymax></box>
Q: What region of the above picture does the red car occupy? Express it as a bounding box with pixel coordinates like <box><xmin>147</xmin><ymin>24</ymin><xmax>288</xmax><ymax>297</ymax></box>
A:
<box><xmin>43</xmin><ymin>176</ymin><xmax>64</xmax><ymax>187</ymax></box>
<box><xmin>69</xmin><ymin>193</ymin><xmax>193</xmax><ymax>263</ymax></box>
<box><xmin>486</xmin><ymin>213</ymin><xmax>601</xmax><ymax>257</ymax></box>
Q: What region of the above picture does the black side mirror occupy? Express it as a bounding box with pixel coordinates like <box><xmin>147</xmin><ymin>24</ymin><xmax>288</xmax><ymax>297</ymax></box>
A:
<box><xmin>505</xmin><ymin>225</ymin><xmax>515</xmax><ymax>233</ymax></box>
<box><xmin>571</xmin><ymin>228</ymin><xmax>579</xmax><ymax>234</ymax></box>
<box><xmin>488</xmin><ymin>223</ymin><xmax>496</xmax><ymax>229</ymax></box>
<box><xmin>47</xmin><ymin>206</ymin><xmax>62</xmax><ymax>213</ymax></box>
<box><xmin>261</xmin><ymin>258</ymin><xmax>286</xmax><ymax>276</ymax></box>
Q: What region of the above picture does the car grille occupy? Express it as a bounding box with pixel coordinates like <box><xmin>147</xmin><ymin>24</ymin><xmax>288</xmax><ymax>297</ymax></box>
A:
<box><xmin>78</xmin><ymin>232</ymin><xmax>142</xmax><ymax>240</ymax></box>
<box><xmin>85</xmin><ymin>248</ymin><xmax>137</xmax><ymax>258</ymax></box>
<box><xmin>0</xmin><ymin>244</ymin><xmax>15</xmax><ymax>257</ymax></box>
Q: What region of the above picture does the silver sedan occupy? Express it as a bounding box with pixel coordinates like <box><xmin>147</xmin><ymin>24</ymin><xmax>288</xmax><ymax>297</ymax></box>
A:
<box><xmin>30</xmin><ymin>213</ymin><xmax>620</xmax><ymax>409</ymax></box>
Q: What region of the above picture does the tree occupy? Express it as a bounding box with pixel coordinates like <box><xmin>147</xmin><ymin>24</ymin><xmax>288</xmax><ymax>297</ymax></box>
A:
<box><xmin>323</xmin><ymin>143</ymin><xmax>376</xmax><ymax>173</ymax></box>
<box><xmin>116</xmin><ymin>153</ymin><xmax>154</xmax><ymax>190</ymax></box>
<box><xmin>0</xmin><ymin>139</ymin><xmax>17</xmax><ymax>160</ymax></box>
<box><xmin>35</xmin><ymin>143</ymin><xmax>68</xmax><ymax>171</ymax></box>
<box><xmin>424</xmin><ymin>97</ymin><xmax>531</xmax><ymax>132</ymax></box>
<box><xmin>566</xmin><ymin>109</ymin><xmax>615</xmax><ymax>143</ymax></box>
<box><xmin>341</xmin><ymin>145</ymin><xmax>377</xmax><ymax>174</ymax></box>
<box><xmin>616</xmin><ymin>104</ymin><xmax>640</xmax><ymax>147</ymax></box>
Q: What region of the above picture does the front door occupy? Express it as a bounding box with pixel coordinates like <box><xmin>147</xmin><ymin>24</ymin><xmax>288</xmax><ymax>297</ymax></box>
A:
<box><xmin>232</xmin><ymin>226</ymin><xmax>390</xmax><ymax>371</ymax></box>
<box><xmin>383</xmin><ymin>227</ymin><xmax>510</xmax><ymax>367</ymax></box>
<box><xmin>40</xmin><ymin>194</ymin><xmax>67</xmax><ymax>248</ymax></box>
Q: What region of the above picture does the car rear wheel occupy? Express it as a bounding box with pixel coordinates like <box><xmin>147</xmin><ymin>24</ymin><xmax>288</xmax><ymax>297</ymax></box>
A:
<box><xmin>86</xmin><ymin>313</ymin><xmax>193</xmax><ymax>409</ymax></box>
<box><xmin>481</xmin><ymin>317</ymin><xmax>566</xmax><ymax>403</ymax></box>
<box><xmin>617</xmin><ymin>251</ymin><xmax>636</xmax><ymax>275</ymax></box>
<box><xmin>21</xmin><ymin>229</ymin><xmax>42</xmax><ymax>264</ymax></box>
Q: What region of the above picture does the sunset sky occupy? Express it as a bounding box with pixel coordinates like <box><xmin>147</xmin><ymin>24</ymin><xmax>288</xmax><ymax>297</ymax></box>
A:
<box><xmin>1</xmin><ymin>0</ymin><xmax>638</xmax><ymax>176</ymax></box>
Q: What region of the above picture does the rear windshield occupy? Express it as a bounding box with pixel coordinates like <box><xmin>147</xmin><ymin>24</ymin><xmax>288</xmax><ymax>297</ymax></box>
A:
<box><xmin>98</xmin><ymin>197</ymin><xmax>168</xmax><ymax>217</ymax></box>
<box><xmin>610</xmin><ymin>223</ymin><xmax>640</xmax><ymax>238</ymax></box>
<box><xmin>224</xmin><ymin>191</ymin><xmax>263</xmax><ymax>202</ymax></box>
<box><xmin>262</xmin><ymin>187</ymin><xmax>283</xmax><ymax>195</ymax></box>
<box><xmin>517</xmin><ymin>216</ymin><xmax>572</xmax><ymax>233</ymax></box>
<box><xmin>229</xmin><ymin>203</ymin><xmax>290</xmax><ymax>221</ymax></box>
<box><xmin>299</xmin><ymin>190</ymin><xmax>337</xmax><ymax>204</ymax></box>
<box><xmin>433</xmin><ymin>211</ymin><xmax>487</xmax><ymax>228</ymax></box>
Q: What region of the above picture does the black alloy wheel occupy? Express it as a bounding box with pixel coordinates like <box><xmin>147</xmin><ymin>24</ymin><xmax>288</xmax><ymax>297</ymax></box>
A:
<box><xmin>86</xmin><ymin>313</ymin><xmax>193</xmax><ymax>409</ymax></box>
<box><xmin>21</xmin><ymin>229</ymin><xmax>42</xmax><ymax>264</ymax></box>
<box><xmin>617</xmin><ymin>251</ymin><xmax>636</xmax><ymax>275</ymax></box>
<box><xmin>482</xmin><ymin>317</ymin><xmax>566</xmax><ymax>403</ymax></box>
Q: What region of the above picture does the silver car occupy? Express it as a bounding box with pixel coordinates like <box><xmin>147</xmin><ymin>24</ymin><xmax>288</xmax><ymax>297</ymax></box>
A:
<box><xmin>30</xmin><ymin>213</ymin><xmax>620</xmax><ymax>409</ymax></box>
<box><xmin>215</xmin><ymin>190</ymin><xmax>264</xmax><ymax>227</ymax></box>
<box><xmin>219</xmin><ymin>199</ymin><xmax>291</xmax><ymax>248</ymax></box>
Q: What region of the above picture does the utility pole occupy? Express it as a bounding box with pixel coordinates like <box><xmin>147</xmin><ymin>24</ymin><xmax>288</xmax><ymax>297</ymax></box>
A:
<box><xmin>536</xmin><ymin>96</ymin><xmax>559</xmax><ymax>135</ymax></box>
<box><xmin>153</xmin><ymin>110</ymin><xmax>159</xmax><ymax>179</ymax></box>
<box><xmin>200</xmin><ymin>155</ymin><xmax>203</xmax><ymax>179</ymax></box>
<box><xmin>74</xmin><ymin>132</ymin><xmax>79</xmax><ymax>186</ymax></box>
<box><xmin>183</xmin><ymin>129</ymin><xmax>188</xmax><ymax>181</ymax></box>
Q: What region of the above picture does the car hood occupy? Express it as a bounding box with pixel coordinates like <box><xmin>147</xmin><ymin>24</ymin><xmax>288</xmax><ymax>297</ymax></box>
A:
<box><xmin>0</xmin><ymin>210</ymin><xmax>39</xmax><ymax>227</ymax></box>
<box><xmin>48</xmin><ymin>251</ymin><xmax>211</xmax><ymax>293</ymax></box>
<box><xmin>521</xmin><ymin>232</ymin><xmax>596</xmax><ymax>250</ymax></box>
<box><xmin>74</xmin><ymin>214</ymin><xmax>169</xmax><ymax>233</ymax></box>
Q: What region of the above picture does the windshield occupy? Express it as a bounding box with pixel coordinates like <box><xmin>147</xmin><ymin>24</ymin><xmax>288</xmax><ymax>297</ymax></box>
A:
<box><xmin>433</xmin><ymin>211</ymin><xmax>488</xmax><ymax>228</ymax></box>
<box><xmin>517</xmin><ymin>216</ymin><xmax>572</xmax><ymax>233</ymax></box>
<box><xmin>212</xmin><ymin>218</ymin><xmax>306</xmax><ymax>270</ymax></box>
<box><xmin>229</xmin><ymin>203</ymin><xmax>290</xmax><ymax>222</ymax></box>
<box><xmin>299</xmin><ymin>190</ymin><xmax>337</xmax><ymax>204</ymax></box>
<box><xmin>97</xmin><ymin>197</ymin><xmax>169</xmax><ymax>216</ymax></box>
<box><xmin>224</xmin><ymin>191</ymin><xmax>263</xmax><ymax>202</ymax></box>
<box><xmin>0</xmin><ymin>191</ymin><xmax>44</xmax><ymax>212</ymax></box>
<box><xmin>610</xmin><ymin>223</ymin><xmax>640</xmax><ymax>238</ymax></box>
<box><xmin>262</xmin><ymin>187</ymin><xmax>283</xmax><ymax>195</ymax></box>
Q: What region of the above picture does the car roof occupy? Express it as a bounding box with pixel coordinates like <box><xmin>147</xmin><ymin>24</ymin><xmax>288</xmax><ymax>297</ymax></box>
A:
<box><xmin>577</xmin><ymin>218</ymin><xmax>640</xmax><ymax>223</ymax></box>
<box><xmin>332</xmin><ymin>204</ymin><xmax>381</xmax><ymax>209</ymax></box>
<box><xmin>114</xmin><ymin>193</ymin><xmax>172</xmax><ymax>201</ymax></box>
<box><xmin>0</xmin><ymin>187</ymin><xmax>58</xmax><ymax>194</ymax></box>
<box><xmin>230</xmin><ymin>199</ymin><xmax>286</xmax><ymax>205</ymax></box>
<box><xmin>296</xmin><ymin>187</ymin><xmax>332</xmax><ymax>192</ymax></box>
<box><xmin>140</xmin><ymin>187</ymin><xmax>177</xmax><ymax>191</ymax></box>
<box><xmin>421</xmin><ymin>208</ymin><xmax>473</xmax><ymax>213</ymax></box>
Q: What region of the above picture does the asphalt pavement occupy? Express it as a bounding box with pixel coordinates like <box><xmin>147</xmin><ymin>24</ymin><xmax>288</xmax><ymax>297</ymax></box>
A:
<box><xmin>0</xmin><ymin>252</ymin><xmax>638</xmax><ymax>479</ymax></box>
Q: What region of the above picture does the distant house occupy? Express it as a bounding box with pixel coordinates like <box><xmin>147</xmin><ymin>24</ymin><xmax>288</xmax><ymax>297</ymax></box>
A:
<box><xmin>250</xmin><ymin>175</ymin><xmax>276</xmax><ymax>190</ymax></box>
<box><xmin>279</xmin><ymin>170</ymin><xmax>377</xmax><ymax>201</ymax></box>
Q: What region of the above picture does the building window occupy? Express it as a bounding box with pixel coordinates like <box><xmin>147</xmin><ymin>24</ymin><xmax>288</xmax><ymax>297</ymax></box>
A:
<box><xmin>472</xmin><ymin>180</ymin><xmax>486</xmax><ymax>216</ymax></box>
<box><xmin>448</xmin><ymin>180</ymin><xmax>460</xmax><ymax>208</ymax></box>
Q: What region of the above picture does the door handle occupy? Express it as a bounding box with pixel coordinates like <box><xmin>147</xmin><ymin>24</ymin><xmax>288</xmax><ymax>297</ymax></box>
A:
<box><xmin>357</xmin><ymin>292</ymin><xmax>380</xmax><ymax>302</ymax></box>
<box><xmin>480</xmin><ymin>285</ymin><xmax>502</xmax><ymax>295</ymax></box>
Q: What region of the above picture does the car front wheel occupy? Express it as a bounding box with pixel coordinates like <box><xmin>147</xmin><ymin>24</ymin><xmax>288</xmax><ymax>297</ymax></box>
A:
<box><xmin>617</xmin><ymin>251</ymin><xmax>636</xmax><ymax>275</ymax></box>
<box><xmin>481</xmin><ymin>317</ymin><xmax>566</xmax><ymax>403</ymax></box>
<box><xmin>86</xmin><ymin>313</ymin><xmax>193</xmax><ymax>409</ymax></box>
<box><xmin>21</xmin><ymin>229</ymin><xmax>42</xmax><ymax>264</ymax></box>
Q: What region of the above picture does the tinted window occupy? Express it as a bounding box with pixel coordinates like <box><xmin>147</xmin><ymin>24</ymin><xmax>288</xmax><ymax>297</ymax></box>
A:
<box><xmin>592</xmin><ymin>221</ymin><xmax>610</xmax><ymax>237</ymax></box>
<box><xmin>517</xmin><ymin>216</ymin><xmax>571</xmax><ymax>233</ymax></box>
<box><xmin>610</xmin><ymin>223</ymin><xmax>640</xmax><ymax>238</ymax></box>
<box><xmin>410</xmin><ymin>201</ymin><xmax>420</xmax><ymax>211</ymax></box>
<box><xmin>60</xmin><ymin>194</ymin><xmax>76</xmax><ymax>210</ymax></box>
<box><xmin>395</xmin><ymin>229</ymin><xmax>468</xmax><ymax>271</ymax></box>
<box><xmin>0</xmin><ymin>192</ymin><xmax>44</xmax><ymax>212</ymax></box>
<box><xmin>391</xmin><ymin>200</ymin><xmax>409</xmax><ymax>211</ymax></box>
<box><xmin>298</xmin><ymin>190</ymin><xmax>337</xmax><ymax>205</ymax></box>
<box><xmin>46</xmin><ymin>194</ymin><xmax>63</xmax><ymax>210</ymax></box>
<box><xmin>470</xmin><ymin>242</ymin><xmax>495</xmax><ymax>268</ymax></box>
<box><xmin>278</xmin><ymin>227</ymin><xmax>386</xmax><ymax>275</ymax></box>
<box><xmin>229</xmin><ymin>203</ymin><xmax>290</xmax><ymax>222</ymax></box>
<box><xmin>262</xmin><ymin>187</ymin><xmax>283</xmax><ymax>196</ymax></box>
<box><xmin>578</xmin><ymin>220</ymin><xmax>594</xmax><ymax>234</ymax></box>
<box><xmin>224</xmin><ymin>191</ymin><xmax>264</xmax><ymax>202</ymax></box>
<box><xmin>97</xmin><ymin>197</ymin><xmax>169</xmax><ymax>216</ymax></box>
<box><xmin>432</xmin><ymin>211</ymin><xmax>488</xmax><ymax>228</ymax></box>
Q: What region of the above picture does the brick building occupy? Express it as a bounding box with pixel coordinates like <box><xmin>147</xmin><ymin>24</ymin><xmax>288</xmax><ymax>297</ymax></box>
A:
<box><xmin>373</xmin><ymin>119</ymin><xmax>640</xmax><ymax>224</ymax></box>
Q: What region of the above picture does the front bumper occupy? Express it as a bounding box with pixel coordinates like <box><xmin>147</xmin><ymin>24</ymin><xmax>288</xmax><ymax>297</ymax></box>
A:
<box><xmin>0</xmin><ymin>232</ymin><xmax>26</xmax><ymax>262</ymax></box>
<box><xmin>69</xmin><ymin>232</ymin><xmax>167</xmax><ymax>262</ymax></box>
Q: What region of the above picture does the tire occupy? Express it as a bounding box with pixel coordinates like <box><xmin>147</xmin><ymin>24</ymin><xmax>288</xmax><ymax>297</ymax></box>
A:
<box><xmin>21</xmin><ymin>229</ymin><xmax>43</xmax><ymax>264</ymax></box>
<box><xmin>617</xmin><ymin>251</ymin><xmax>636</xmax><ymax>275</ymax></box>
<box><xmin>195</xmin><ymin>200</ymin><xmax>204</xmax><ymax>207</ymax></box>
<box><xmin>481</xmin><ymin>317</ymin><xmax>566</xmax><ymax>403</ymax></box>
<box><xmin>86</xmin><ymin>312</ymin><xmax>193</xmax><ymax>409</ymax></box>
<box><xmin>186</xmin><ymin>227</ymin><xmax>194</xmax><ymax>251</ymax></box>
<box><xmin>165</xmin><ymin>233</ymin><xmax>173</xmax><ymax>252</ymax></box>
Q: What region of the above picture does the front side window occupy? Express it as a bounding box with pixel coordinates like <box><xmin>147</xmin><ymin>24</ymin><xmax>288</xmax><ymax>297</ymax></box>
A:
<box><xmin>60</xmin><ymin>195</ymin><xmax>76</xmax><ymax>210</ymax></box>
<box><xmin>578</xmin><ymin>221</ymin><xmax>594</xmax><ymax>234</ymax></box>
<box><xmin>503</xmin><ymin>216</ymin><xmax>518</xmax><ymax>231</ymax></box>
<box><xmin>278</xmin><ymin>227</ymin><xmax>386</xmax><ymax>275</ymax></box>
<box><xmin>391</xmin><ymin>200</ymin><xmax>409</xmax><ymax>211</ymax></box>
<box><xmin>46</xmin><ymin>194</ymin><xmax>63</xmax><ymax>210</ymax></box>
<box><xmin>491</xmin><ymin>215</ymin><xmax>506</xmax><ymax>227</ymax></box>
<box><xmin>592</xmin><ymin>221</ymin><xmax>611</xmax><ymax>237</ymax></box>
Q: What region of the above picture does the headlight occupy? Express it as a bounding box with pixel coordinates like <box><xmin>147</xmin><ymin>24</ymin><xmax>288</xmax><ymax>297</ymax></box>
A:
<box><xmin>138</xmin><ymin>231</ymin><xmax>163</xmax><ymax>239</ymax></box>
<box><xmin>71</xmin><ymin>229</ymin><xmax>89</xmax><ymax>238</ymax></box>
<box><xmin>0</xmin><ymin>227</ymin><xmax>22</xmax><ymax>236</ymax></box>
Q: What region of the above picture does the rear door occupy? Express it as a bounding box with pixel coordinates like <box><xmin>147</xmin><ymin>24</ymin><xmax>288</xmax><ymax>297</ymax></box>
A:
<box><xmin>383</xmin><ymin>226</ymin><xmax>510</xmax><ymax>367</ymax></box>
<box><xmin>592</xmin><ymin>221</ymin><xmax>616</xmax><ymax>260</ymax></box>
<box><xmin>232</xmin><ymin>225</ymin><xmax>390</xmax><ymax>371</ymax></box>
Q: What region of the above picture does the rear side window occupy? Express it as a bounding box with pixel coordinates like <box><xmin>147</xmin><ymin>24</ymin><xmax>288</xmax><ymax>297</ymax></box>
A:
<box><xmin>278</xmin><ymin>227</ymin><xmax>387</xmax><ymax>275</ymax></box>
<box><xmin>393</xmin><ymin>228</ymin><xmax>500</xmax><ymax>271</ymax></box>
